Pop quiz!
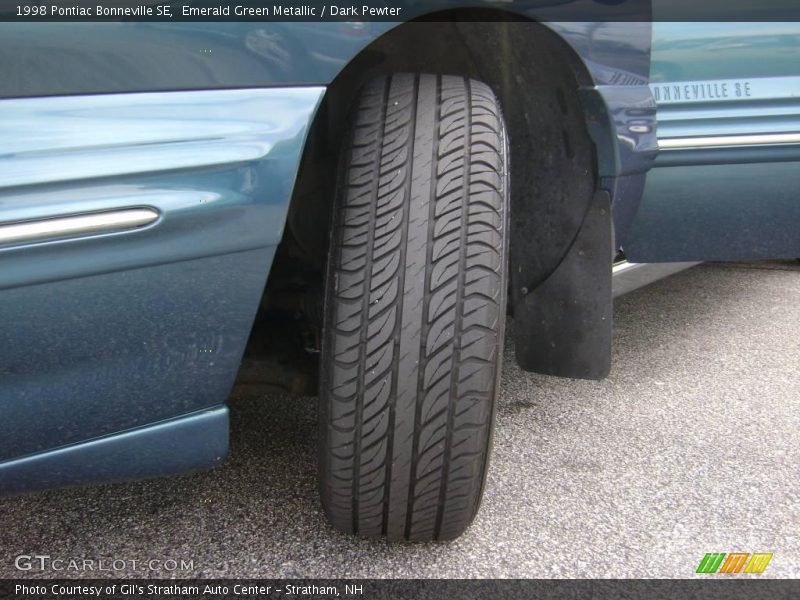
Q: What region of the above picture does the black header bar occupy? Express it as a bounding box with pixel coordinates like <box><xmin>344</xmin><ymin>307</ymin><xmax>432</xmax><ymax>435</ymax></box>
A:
<box><xmin>2</xmin><ymin>0</ymin><xmax>800</xmax><ymax>22</ymax></box>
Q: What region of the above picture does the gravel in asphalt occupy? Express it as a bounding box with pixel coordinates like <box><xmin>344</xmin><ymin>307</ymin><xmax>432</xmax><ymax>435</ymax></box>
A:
<box><xmin>1</xmin><ymin>262</ymin><xmax>798</xmax><ymax>578</ymax></box>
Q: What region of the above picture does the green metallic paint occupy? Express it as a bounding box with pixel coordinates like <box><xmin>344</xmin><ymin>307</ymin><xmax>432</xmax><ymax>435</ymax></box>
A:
<box><xmin>625</xmin><ymin>22</ymin><xmax>800</xmax><ymax>262</ymax></box>
<box><xmin>0</xmin><ymin>87</ymin><xmax>322</xmax><ymax>471</ymax></box>
<box><xmin>0</xmin><ymin>407</ymin><xmax>228</xmax><ymax>494</ymax></box>
<box><xmin>627</xmin><ymin>161</ymin><xmax>800</xmax><ymax>261</ymax></box>
<box><xmin>651</xmin><ymin>23</ymin><xmax>800</xmax><ymax>83</ymax></box>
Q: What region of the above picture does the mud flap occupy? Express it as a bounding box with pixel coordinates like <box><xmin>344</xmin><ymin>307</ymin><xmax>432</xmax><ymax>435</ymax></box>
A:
<box><xmin>513</xmin><ymin>190</ymin><xmax>612</xmax><ymax>380</ymax></box>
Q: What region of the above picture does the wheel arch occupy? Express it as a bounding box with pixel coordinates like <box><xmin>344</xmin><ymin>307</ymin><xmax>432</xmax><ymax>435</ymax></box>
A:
<box><xmin>289</xmin><ymin>11</ymin><xmax>614</xmax><ymax>263</ymax></box>
<box><xmin>283</xmin><ymin>11</ymin><xmax>634</xmax><ymax>379</ymax></box>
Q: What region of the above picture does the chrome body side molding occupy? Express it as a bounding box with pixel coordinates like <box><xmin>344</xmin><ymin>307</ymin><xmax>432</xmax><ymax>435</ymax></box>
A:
<box><xmin>612</xmin><ymin>261</ymin><xmax>700</xmax><ymax>298</ymax></box>
<box><xmin>659</xmin><ymin>132</ymin><xmax>800</xmax><ymax>150</ymax></box>
<box><xmin>0</xmin><ymin>208</ymin><xmax>159</xmax><ymax>247</ymax></box>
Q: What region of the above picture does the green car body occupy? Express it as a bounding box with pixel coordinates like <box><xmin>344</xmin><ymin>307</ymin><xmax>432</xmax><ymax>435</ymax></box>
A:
<box><xmin>0</xmin><ymin>7</ymin><xmax>797</xmax><ymax>501</ymax></box>
<box><xmin>628</xmin><ymin>22</ymin><xmax>800</xmax><ymax>260</ymax></box>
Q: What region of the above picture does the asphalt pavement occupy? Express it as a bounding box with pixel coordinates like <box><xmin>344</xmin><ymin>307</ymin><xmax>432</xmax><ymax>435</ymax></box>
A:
<box><xmin>1</xmin><ymin>261</ymin><xmax>798</xmax><ymax>579</ymax></box>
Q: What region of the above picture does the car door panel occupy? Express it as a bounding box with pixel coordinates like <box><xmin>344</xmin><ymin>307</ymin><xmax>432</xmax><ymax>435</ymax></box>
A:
<box><xmin>625</xmin><ymin>23</ymin><xmax>800</xmax><ymax>261</ymax></box>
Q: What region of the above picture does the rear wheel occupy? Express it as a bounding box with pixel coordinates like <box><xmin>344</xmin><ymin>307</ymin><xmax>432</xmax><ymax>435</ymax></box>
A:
<box><xmin>320</xmin><ymin>73</ymin><xmax>509</xmax><ymax>541</ymax></box>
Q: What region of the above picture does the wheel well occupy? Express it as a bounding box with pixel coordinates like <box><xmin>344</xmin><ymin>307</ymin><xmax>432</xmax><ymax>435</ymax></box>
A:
<box><xmin>287</xmin><ymin>13</ymin><xmax>599</xmax><ymax>284</ymax></box>
<box><xmin>246</xmin><ymin>13</ymin><xmax>606</xmax><ymax>390</ymax></box>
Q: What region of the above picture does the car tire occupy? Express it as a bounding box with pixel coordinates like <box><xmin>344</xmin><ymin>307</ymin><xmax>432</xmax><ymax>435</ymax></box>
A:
<box><xmin>319</xmin><ymin>73</ymin><xmax>509</xmax><ymax>541</ymax></box>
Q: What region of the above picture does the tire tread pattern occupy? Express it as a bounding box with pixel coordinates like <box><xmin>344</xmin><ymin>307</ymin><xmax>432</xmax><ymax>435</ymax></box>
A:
<box><xmin>320</xmin><ymin>73</ymin><xmax>507</xmax><ymax>541</ymax></box>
